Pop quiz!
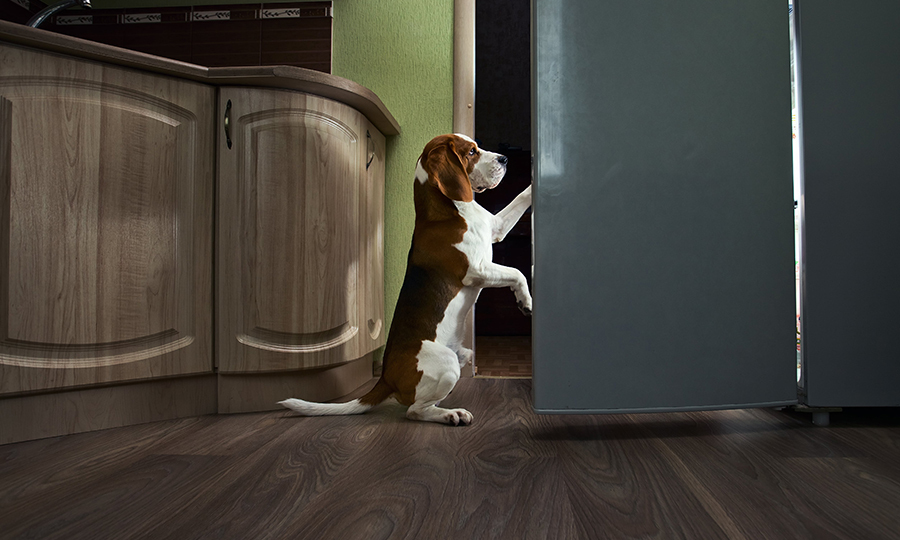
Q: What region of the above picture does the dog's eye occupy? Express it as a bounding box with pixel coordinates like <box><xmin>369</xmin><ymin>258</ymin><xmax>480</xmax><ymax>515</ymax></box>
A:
<box><xmin>468</xmin><ymin>148</ymin><xmax>477</xmax><ymax>156</ymax></box>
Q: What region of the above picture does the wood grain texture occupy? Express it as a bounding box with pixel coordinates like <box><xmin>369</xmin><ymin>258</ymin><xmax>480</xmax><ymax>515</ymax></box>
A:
<box><xmin>0</xmin><ymin>42</ymin><xmax>214</xmax><ymax>396</ymax></box>
<box><xmin>0</xmin><ymin>375</ymin><xmax>216</xmax><ymax>445</ymax></box>
<box><xmin>0</xmin><ymin>20</ymin><xmax>400</xmax><ymax>136</ymax></box>
<box><xmin>474</xmin><ymin>335</ymin><xmax>532</xmax><ymax>378</ymax></box>
<box><xmin>1</xmin><ymin>379</ymin><xmax>899</xmax><ymax>539</ymax></box>
<box><xmin>359</xmin><ymin>119</ymin><xmax>386</xmax><ymax>354</ymax></box>
<box><xmin>217</xmin><ymin>87</ymin><xmax>383</xmax><ymax>375</ymax></box>
<box><xmin>217</xmin><ymin>353</ymin><xmax>374</xmax><ymax>414</ymax></box>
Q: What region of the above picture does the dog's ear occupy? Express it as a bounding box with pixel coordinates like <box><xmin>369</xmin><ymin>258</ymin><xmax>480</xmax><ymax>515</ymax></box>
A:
<box><xmin>424</xmin><ymin>139</ymin><xmax>474</xmax><ymax>203</ymax></box>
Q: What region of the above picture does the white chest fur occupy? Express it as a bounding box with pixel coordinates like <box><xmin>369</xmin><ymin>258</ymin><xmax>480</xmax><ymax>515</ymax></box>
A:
<box><xmin>429</xmin><ymin>201</ymin><xmax>493</xmax><ymax>350</ymax></box>
<box><xmin>454</xmin><ymin>200</ymin><xmax>495</xmax><ymax>285</ymax></box>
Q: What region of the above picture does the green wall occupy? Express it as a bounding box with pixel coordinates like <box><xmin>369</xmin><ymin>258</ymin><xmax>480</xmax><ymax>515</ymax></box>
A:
<box><xmin>97</xmin><ymin>0</ymin><xmax>455</xmax><ymax>354</ymax></box>
<box><xmin>332</xmin><ymin>1</ymin><xmax>454</xmax><ymax>344</ymax></box>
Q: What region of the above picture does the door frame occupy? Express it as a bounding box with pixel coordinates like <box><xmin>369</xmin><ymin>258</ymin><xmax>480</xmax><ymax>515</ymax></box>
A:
<box><xmin>453</xmin><ymin>0</ymin><xmax>477</xmax><ymax>377</ymax></box>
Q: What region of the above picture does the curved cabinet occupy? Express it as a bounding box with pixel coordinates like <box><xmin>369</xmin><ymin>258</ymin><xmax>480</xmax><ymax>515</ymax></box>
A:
<box><xmin>216</xmin><ymin>87</ymin><xmax>385</xmax><ymax>412</ymax></box>
<box><xmin>0</xmin><ymin>22</ymin><xmax>394</xmax><ymax>439</ymax></box>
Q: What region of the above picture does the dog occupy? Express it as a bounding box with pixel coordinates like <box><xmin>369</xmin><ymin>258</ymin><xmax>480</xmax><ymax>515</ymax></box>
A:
<box><xmin>279</xmin><ymin>134</ymin><xmax>532</xmax><ymax>425</ymax></box>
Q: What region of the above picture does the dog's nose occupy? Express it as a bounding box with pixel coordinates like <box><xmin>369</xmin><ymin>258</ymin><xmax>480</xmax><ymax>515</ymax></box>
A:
<box><xmin>498</xmin><ymin>155</ymin><xmax>508</xmax><ymax>165</ymax></box>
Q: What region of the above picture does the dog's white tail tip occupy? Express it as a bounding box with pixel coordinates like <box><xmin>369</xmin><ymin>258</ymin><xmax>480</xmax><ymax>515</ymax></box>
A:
<box><xmin>278</xmin><ymin>397</ymin><xmax>371</xmax><ymax>416</ymax></box>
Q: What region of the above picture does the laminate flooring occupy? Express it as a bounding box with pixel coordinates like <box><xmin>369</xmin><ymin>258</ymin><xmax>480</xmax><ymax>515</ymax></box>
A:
<box><xmin>1</xmin><ymin>378</ymin><xmax>899</xmax><ymax>540</ymax></box>
<box><xmin>474</xmin><ymin>335</ymin><xmax>533</xmax><ymax>378</ymax></box>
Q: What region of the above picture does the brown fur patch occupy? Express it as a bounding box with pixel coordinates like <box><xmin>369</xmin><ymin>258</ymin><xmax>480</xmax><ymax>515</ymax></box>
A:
<box><xmin>361</xmin><ymin>134</ymin><xmax>476</xmax><ymax>407</ymax></box>
<box><xmin>420</xmin><ymin>135</ymin><xmax>478</xmax><ymax>202</ymax></box>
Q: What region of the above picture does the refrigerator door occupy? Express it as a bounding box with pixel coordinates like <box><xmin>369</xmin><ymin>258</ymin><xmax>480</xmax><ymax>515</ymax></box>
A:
<box><xmin>798</xmin><ymin>1</ymin><xmax>900</xmax><ymax>407</ymax></box>
<box><xmin>532</xmin><ymin>0</ymin><xmax>797</xmax><ymax>413</ymax></box>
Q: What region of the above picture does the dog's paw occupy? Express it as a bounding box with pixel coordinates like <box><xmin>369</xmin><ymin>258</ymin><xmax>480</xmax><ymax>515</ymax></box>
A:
<box><xmin>445</xmin><ymin>408</ymin><xmax>474</xmax><ymax>426</ymax></box>
<box><xmin>514</xmin><ymin>282</ymin><xmax>532</xmax><ymax>316</ymax></box>
<box><xmin>517</xmin><ymin>300</ymin><xmax>532</xmax><ymax>316</ymax></box>
<box><xmin>456</xmin><ymin>347</ymin><xmax>474</xmax><ymax>368</ymax></box>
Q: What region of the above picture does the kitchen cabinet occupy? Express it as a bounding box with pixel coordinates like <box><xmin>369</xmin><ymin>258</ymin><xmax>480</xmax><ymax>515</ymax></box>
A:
<box><xmin>0</xmin><ymin>42</ymin><xmax>216</xmax><ymax>416</ymax></box>
<box><xmin>216</xmin><ymin>87</ymin><xmax>385</xmax><ymax>413</ymax></box>
<box><xmin>0</xmin><ymin>20</ymin><xmax>397</xmax><ymax>442</ymax></box>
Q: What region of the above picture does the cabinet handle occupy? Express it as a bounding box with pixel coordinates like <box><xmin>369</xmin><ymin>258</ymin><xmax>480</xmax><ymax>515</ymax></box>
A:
<box><xmin>224</xmin><ymin>99</ymin><xmax>233</xmax><ymax>149</ymax></box>
<box><xmin>366</xmin><ymin>130</ymin><xmax>375</xmax><ymax>170</ymax></box>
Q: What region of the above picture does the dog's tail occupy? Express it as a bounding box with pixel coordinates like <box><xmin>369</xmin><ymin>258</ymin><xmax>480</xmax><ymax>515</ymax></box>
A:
<box><xmin>278</xmin><ymin>377</ymin><xmax>394</xmax><ymax>416</ymax></box>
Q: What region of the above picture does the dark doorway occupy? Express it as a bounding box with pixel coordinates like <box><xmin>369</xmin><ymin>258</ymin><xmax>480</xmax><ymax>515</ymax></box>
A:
<box><xmin>473</xmin><ymin>0</ymin><xmax>532</xmax><ymax>375</ymax></box>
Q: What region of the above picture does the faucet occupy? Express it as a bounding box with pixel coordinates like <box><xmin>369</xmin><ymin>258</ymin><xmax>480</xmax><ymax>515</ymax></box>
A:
<box><xmin>27</xmin><ymin>0</ymin><xmax>92</xmax><ymax>28</ymax></box>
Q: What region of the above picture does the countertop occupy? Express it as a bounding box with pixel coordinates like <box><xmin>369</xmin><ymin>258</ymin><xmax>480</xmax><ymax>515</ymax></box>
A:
<box><xmin>0</xmin><ymin>19</ymin><xmax>400</xmax><ymax>136</ymax></box>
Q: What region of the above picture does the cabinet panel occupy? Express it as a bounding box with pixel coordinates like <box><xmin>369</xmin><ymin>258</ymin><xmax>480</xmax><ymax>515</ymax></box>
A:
<box><xmin>359</xmin><ymin>121</ymin><xmax>385</xmax><ymax>353</ymax></box>
<box><xmin>7</xmin><ymin>88</ymin><xmax>181</xmax><ymax>346</ymax></box>
<box><xmin>247</xmin><ymin>111</ymin><xmax>357</xmax><ymax>337</ymax></box>
<box><xmin>218</xmin><ymin>88</ymin><xmax>368</xmax><ymax>373</ymax></box>
<box><xmin>0</xmin><ymin>44</ymin><xmax>214</xmax><ymax>395</ymax></box>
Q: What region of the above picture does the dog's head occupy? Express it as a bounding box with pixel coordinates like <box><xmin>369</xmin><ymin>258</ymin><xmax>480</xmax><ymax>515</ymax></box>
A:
<box><xmin>417</xmin><ymin>134</ymin><xmax>508</xmax><ymax>202</ymax></box>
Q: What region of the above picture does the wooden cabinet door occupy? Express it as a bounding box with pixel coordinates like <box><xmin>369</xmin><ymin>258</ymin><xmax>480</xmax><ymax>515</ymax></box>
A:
<box><xmin>217</xmin><ymin>88</ymin><xmax>369</xmax><ymax>373</ymax></box>
<box><xmin>0</xmin><ymin>44</ymin><xmax>215</xmax><ymax>395</ymax></box>
<box><xmin>358</xmin><ymin>121</ymin><xmax>386</xmax><ymax>356</ymax></box>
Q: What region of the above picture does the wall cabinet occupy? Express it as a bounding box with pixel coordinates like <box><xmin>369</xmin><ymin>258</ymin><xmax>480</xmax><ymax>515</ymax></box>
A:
<box><xmin>0</xmin><ymin>24</ymin><xmax>394</xmax><ymax>442</ymax></box>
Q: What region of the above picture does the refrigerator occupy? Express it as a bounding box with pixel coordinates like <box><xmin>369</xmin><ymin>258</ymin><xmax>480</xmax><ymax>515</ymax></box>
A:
<box><xmin>531</xmin><ymin>0</ymin><xmax>798</xmax><ymax>413</ymax></box>
<box><xmin>794</xmin><ymin>0</ymin><xmax>900</xmax><ymax>409</ymax></box>
<box><xmin>531</xmin><ymin>0</ymin><xmax>900</xmax><ymax>415</ymax></box>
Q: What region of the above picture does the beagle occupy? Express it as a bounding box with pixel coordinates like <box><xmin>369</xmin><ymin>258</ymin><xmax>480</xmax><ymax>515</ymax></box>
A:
<box><xmin>279</xmin><ymin>134</ymin><xmax>532</xmax><ymax>425</ymax></box>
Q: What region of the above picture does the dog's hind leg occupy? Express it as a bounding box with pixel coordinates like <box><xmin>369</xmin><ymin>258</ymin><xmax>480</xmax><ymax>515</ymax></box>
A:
<box><xmin>407</xmin><ymin>340</ymin><xmax>473</xmax><ymax>426</ymax></box>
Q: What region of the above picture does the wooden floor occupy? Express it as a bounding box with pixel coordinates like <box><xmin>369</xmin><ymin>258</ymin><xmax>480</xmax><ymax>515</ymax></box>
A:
<box><xmin>2</xmin><ymin>378</ymin><xmax>899</xmax><ymax>539</ymax></box>
<box><xmin>475</xmin><ymin>335</ymin><xmax>532</xmax><ymax>378</ymax></box>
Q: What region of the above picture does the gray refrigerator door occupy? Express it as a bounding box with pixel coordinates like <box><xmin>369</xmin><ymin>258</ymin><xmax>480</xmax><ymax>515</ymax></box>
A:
<box><xmin>532</xmin><ymin>0</ymin><xmax>797</xmax><ymax>413</ymax></box>
<box><xmin>798</xmin><ymin>1</ymin><xmax>900</xmax><ymax>407</ymax></box>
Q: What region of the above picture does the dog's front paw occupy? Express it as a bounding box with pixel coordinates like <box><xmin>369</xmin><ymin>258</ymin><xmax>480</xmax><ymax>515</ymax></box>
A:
<box><xmin>517</xmin><ymin>301</ymin><xmax>532</xmax><ymax>316</ymax></box>
<box><xmin>516</xmin><ymin>293</ymin><xmax>533</xmax><ymax>316</ymax></box>
<box><xmin>512</xmin><ymin>276</ymin><xmax>532</xmax><ymax>316</ymax></box>
<box><xmin>445</xmin><ymin>408</ymin><xmax>474</xmax><ymax>426</ymax></box>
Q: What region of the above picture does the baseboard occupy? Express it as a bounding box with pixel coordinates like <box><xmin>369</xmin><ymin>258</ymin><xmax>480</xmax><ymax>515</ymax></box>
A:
<box><xmin>1</xmin><ymin>355</ymin><xmax>377</xmax><ymax>444</ymax></box>
<box><xmin>0</xmin><ymin>375</ymin><xmax>218</xmax><ymax>445</ymax></box>
<box><xmin>217</xmin><ymin>353</ymin><xmax>374</xmax><ymax>413</ymax></box>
